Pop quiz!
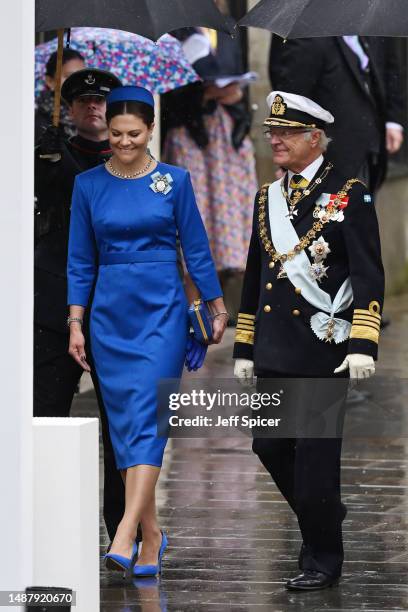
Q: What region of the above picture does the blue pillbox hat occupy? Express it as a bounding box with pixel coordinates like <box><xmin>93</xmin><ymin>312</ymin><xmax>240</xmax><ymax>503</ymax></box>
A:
<box><xmin>106</xmin><ymin>85</ymin><xmax>154</xmax><ymax>108</ymax></box>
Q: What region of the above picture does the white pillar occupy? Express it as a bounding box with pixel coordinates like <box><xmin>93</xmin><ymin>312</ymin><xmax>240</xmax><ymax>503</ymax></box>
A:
<box><xmin>0</xmin><ymin>0</ymin><xmax>34</xmax><ymax>606</ymax></box>
<box><xmin>33</xmin><ymin>418</ymin><xmax>100</xmax><ymax>612</ymax></box>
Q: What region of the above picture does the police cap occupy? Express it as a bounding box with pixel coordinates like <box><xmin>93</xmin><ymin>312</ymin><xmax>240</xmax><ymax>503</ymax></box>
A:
<box><xmin>61</xmin><ymin>69</ymin><xmax>122</xmax><ymax>105</ymax></box>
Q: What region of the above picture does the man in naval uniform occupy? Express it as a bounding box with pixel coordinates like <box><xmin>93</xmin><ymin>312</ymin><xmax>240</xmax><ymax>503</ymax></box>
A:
<box><xmin>233</xmin><ymin>92</ymin><xmax>384</xmax><ymax>591</ymax></box>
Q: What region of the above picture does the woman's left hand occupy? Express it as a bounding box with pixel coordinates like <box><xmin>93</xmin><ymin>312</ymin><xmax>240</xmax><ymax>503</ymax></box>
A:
<box><xmin>206</xmin><ymin>298</ymin><xmax>228</xmax><ymax>345</ymax></box>
<box><xmin>211</xmin><ymin>313</ymin><xmax>228</xmax><ymax>344</ymax></box>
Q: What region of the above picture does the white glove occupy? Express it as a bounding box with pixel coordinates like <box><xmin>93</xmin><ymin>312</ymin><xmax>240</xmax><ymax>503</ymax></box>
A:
<box><xmin>234</xmin><ymin>359</ymin><xmax>254</xmax><ymax>386</ymax></box>
<box><xmin>334</xmin><ymin>353</ymin><xmax>375</xmax><ymax>379</ymax></box>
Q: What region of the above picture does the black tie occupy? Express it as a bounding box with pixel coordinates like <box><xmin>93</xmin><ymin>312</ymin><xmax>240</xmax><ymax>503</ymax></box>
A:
<box><xmin>289</xmin><ymin>174</ymin><xmax>309</xmax><ymax>203</ymax></box>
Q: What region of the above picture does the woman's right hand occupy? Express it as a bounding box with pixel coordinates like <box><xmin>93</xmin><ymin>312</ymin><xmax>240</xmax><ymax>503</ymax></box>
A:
<box><xmin>68</xmin><ymin>326</ymin><xmax>91</xmax><ymax>372</ymax></box>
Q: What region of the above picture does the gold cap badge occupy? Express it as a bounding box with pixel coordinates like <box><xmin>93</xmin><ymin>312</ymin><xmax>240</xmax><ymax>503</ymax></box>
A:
<box><xmin>271</xmin><ymin>94</ymin><xmax>287</xmax><ymax>117</ymax></box>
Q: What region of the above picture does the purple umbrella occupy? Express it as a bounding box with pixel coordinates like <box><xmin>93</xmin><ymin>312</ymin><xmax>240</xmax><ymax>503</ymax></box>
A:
<box><xmin>35</xmin><ymin>27</ymin><xmax>200</xmax><ymax>98</ymax></box>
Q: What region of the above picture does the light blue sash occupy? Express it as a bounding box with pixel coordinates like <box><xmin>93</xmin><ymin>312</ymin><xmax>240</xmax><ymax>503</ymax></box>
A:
<box><xmin>267</xmin><ymin>180</ymin><xmax>353</xmax><ymax>343</ymax></box>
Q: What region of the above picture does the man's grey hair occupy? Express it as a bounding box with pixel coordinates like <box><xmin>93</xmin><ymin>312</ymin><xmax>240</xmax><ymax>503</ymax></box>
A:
<box><xmin>304</xmin><ymin>129</ymin><xmax>332</xmax><ymax>152</ymax></box>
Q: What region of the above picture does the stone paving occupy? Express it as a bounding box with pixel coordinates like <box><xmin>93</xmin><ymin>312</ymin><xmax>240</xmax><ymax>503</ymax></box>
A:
<box><xmin>72</xmin><ymin>294</ymin><xmax>408</xmax><ymax>611</ymax></box>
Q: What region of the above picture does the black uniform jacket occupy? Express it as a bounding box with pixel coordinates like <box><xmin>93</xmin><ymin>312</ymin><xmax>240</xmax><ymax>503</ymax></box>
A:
<box><xmin>35</xmin><ymin>136</ymin><xmax>112</xmax><ymax>333</ymax></box>
<box><xmin>233</xmin><ymin>160</ymin><xmax>385</xmax><ymax>376</ymax></box>
<box><xmin>269</xmin><ymin>36</ymin><xmax>404</xmax><ymax>190</ymax></box>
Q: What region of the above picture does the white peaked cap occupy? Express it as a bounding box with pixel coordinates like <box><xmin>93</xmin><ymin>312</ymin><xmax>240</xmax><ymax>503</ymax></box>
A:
<box><xmin>264</xmin><ymin>91</ymin><xmax>334</xmax><ymax>128</ymax></box>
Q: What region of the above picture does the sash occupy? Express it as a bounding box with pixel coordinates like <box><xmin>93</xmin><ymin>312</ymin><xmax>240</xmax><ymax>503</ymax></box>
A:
<box><xmin>267</xmin><ymin>180</ymin><xmax>353</xmax><ymax>343</ymax></box>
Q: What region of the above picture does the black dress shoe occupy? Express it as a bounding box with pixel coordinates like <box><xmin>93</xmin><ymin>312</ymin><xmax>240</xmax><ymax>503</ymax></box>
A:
<box><xmin>286</xmin><ymin>570</ymin><xmax>339</xmax><ymax>591</ymax></box>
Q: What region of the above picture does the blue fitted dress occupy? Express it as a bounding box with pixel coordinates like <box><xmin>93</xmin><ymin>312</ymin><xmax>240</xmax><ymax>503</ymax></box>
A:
<box><xmin>67</xmin><ymin>162</ymin><xmax>222</xmax><ymax>469</ymax></box>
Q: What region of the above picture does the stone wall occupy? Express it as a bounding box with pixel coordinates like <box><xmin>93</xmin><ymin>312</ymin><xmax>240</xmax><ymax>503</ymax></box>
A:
<box><xmin>377</xmin><ymin>177</ymin><xmax>408</xmax><ymax>294</ymax></box>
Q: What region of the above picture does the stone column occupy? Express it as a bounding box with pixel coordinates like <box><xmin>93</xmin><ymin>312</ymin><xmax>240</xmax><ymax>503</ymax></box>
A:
<box><xmin>247</xmin><ymin>0</ymin><xmax>275</xmax><ymax>185</ymax></box>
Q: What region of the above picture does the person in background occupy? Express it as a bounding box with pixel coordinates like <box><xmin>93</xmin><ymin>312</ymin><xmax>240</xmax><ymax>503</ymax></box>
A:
<box><xmin>35</xmin><ymin>48</ymin><xmax>85</xmax><ymax>142</ymax></box>
<box><xmin>34</xmin><ymin>69</ymin><xmax>125</xmax><ymax>545</ymax></box>
<box><xmin>269</xmin><ymin>36</ymin><xmax>404</xmax><ymax>194</ymax></box>
<box><xmin>162</xmin><ymin>17</ymin><xmax>258</xmax><ymax>324</ymax></box>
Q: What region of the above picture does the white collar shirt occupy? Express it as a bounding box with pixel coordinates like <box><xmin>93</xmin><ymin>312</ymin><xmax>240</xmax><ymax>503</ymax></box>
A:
<box><xmin>287</xmin><ymin>154</ymin><xmax>324</xmax><ymax>196</ymax></box>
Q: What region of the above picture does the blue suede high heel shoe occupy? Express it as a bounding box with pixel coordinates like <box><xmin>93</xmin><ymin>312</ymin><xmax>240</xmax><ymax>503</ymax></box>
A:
<box><xmin>104</xmin><ymin>540</ymin><xmax>139</xmax><ymax>573</ymax></box>
<box><xmin>133</xmin><ymin>531</ymin><xmax>168</xmax><ymax>578</ymax></box>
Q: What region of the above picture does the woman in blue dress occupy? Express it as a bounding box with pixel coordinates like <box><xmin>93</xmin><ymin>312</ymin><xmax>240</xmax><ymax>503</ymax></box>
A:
<box><xmin>67</xmin><ymin>86</ymin><xmax>227</xmax><ymax>576</ymax></box>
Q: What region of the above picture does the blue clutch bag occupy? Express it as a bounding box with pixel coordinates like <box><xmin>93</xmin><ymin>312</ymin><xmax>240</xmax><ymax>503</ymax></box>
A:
<box><xmin>188</xmin><ymin>299</ymin><xmax>213</xmax><ymax>345</ymax></box>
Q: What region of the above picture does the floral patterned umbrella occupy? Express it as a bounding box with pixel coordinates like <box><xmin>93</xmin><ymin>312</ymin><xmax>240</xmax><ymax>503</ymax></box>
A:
<box><xmin>35</xmin><ymin>27</ymin><xmax>200</xmax><ymax>99</ymax></box>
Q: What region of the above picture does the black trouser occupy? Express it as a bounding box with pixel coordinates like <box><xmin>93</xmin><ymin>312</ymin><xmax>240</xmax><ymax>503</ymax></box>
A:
<box><xmin>33</xmin><ymin>323</ymin><xmax>125</xmax><ymax>542</ymax></box>
<box><xmin>252</xmin><ymin>371</ymin><xmax>347</xmax><ymax>578</ymax></box>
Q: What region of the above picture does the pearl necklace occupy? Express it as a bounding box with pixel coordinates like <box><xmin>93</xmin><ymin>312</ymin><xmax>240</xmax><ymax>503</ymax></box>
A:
<box><xmin>107</xmin><ymin>155</ymin><xmax>154</xmax><ymax>179</ymax></box>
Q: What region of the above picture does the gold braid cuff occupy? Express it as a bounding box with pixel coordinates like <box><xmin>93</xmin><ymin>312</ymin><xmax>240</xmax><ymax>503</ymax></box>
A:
<box><xmin>350</xmin><ymin>301</ymin><xmax>381</xmax><ymax>344</ymax></box>
<box><xmin>235</xmin><ymin>330</ymin><xmax>255</xmax><ymax>345</ymax></box>
<box><xmin>236</xmin><ymin>313</ymin><xmax>255</xmax><ymax>345</ymax></box>
<box><xmin>350</xmin><ymin>326</ymin><xmax>380</xmax><ymax>343</ymax></box>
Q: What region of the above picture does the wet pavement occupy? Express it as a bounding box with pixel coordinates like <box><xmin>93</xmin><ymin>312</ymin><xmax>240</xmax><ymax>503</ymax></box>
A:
<box><xmin>72</xmin><ymin>294</ymin><xmax>408</xmax><ymax>611</ymax></box>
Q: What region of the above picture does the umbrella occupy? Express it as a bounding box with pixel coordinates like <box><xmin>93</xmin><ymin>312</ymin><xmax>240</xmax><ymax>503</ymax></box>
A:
<box><xmin>35</xmin><ymin>28</ymin><xmax>200</xmax><ymax>98</ymax></box>
<box><xmin>36</xmin><ymin>0</ymin><xmax>234</xmax><ymax>40</ymax></box>
<box><xmin>239</xmin><ymin>0</ymin><xmax>408</xmax><ymax>38</ymax></box>
<box><xmin>36</xmin><ymin>0</ymin><xmax>234</xmax><ymax>130</ymax></box>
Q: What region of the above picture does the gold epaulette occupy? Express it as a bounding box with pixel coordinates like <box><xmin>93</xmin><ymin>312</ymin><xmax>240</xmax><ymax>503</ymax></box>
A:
<box><xmin>349</xmin><ymin>301</ymin><xmax>381</xmax><ymax>344</ymax></box>
<box><xmin>235</xmin><ymin>313</ymin><xmax>255</xmax><ymax>345</ymax></box>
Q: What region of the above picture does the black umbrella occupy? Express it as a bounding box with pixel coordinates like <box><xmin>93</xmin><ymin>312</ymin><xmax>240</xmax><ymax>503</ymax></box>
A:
<box><xmin>239</xmin><ymin>0</ymin><xmax>408</xmax><ymax>38</ymax></box>
<box><xmin>36</xmin><ymin>0</ymin><xmax>234</xmax><ymax>130</ymax></box>
<box><xmin>36</xmin><ymin>0</ymin><xmax>234</xmax><ymax>40</ymax></box>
